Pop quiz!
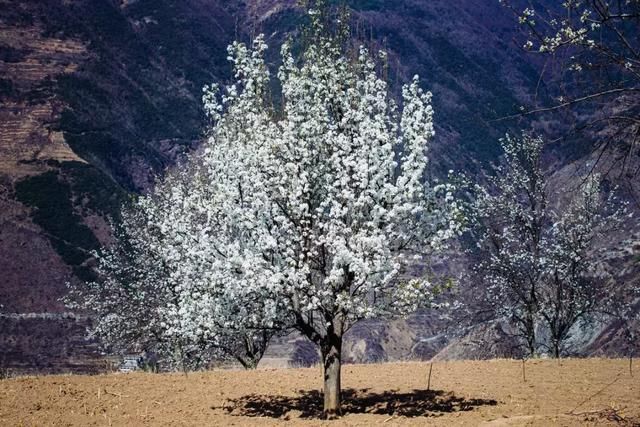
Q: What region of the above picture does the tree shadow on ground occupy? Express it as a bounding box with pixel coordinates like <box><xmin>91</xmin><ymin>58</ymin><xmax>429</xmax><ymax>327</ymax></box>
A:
<box><xmin>215</xmin><ymin>388</ymin><xmax>498</xmax><ymax>419</ymax></box>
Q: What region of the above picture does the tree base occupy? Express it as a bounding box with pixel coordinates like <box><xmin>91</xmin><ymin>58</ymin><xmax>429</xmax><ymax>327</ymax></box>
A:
<box><xmin>323</xmin><ymin>409</ymin><xmax>342</xmax><ymax>420</ymax></box>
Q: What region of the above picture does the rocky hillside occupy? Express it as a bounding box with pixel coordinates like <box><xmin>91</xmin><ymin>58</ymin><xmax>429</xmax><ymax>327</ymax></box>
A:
<box><xmin>1</xmin><ymin>0</ymin><xmax>635</xmax><ymax>372</ymax></box>
<box><xmin>0</xmin><ymin>0</ymin><xmax>239</xmax><ymax>371</ymax></box>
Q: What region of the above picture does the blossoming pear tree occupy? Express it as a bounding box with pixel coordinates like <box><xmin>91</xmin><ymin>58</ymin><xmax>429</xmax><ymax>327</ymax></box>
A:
<box><xmin>472</xmin><ymin>133</ymin><xmax>627</xmax><ymax>357</ymax></box>
<box><xmin>499</xmin><ymin>0</ymin><xmax>640</xmax><ymax>169</ymax></box>
<box><xmin>538</xmin><ymin>175</ymin><xmax>624</xmax><ymax>357</ymax></box>
<box><xmin>67</xmin><ymin>164</ymin><xmax>282</xmax><ymax>371</ymax></box>
<box><xmin>71</xmin><ymin>5</ymin><xmax>463</xmax><ymax>415</ymax></box>
<box><xmin>192</xmin><ymin>9</ymin><xmax>464</xmax><ymax>415</ymax></box>
<box><xmin>471</xmin><ymin>134</ymin><xmax>547</xmax><ymax>357</ymax></box>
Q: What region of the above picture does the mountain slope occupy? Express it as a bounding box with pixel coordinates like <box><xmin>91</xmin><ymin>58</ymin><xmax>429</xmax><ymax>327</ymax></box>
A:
<box><xmin>0</xmin><ymin>0</ymin><xmax>238</xmax><ymax>371</ymax></box>
<box><xmin>4</xmin><ymin>0</ymin><xmax>620</xmax><ymax>372</ymax></box>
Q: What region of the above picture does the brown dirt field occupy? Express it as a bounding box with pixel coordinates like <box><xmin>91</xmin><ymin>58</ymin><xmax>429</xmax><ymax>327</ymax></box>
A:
<box><xmin>1</xmin><ymin>359</ymin><xmax>639</xmax><ymax>426</ymax></box>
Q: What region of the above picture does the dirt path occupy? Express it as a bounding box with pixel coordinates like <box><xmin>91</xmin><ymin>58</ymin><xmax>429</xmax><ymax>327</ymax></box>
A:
<box><xmin>1</xmin><ymin>359</ymin><xmax>638</xmax><ymax>426</ymax></box>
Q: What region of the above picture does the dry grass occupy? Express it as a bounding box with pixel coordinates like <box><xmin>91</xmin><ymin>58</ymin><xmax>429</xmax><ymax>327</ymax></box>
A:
<box><xmin>1</xmin><ymin>358</ymin><xmax>639</xmax><ymax>426</ymax></box>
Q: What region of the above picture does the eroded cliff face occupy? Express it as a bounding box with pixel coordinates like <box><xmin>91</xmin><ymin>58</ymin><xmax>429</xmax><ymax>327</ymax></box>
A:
<box><xmin>1</xmin><ymin>0</ymin><xmax>635</xmax><ymax>372</ymax></box>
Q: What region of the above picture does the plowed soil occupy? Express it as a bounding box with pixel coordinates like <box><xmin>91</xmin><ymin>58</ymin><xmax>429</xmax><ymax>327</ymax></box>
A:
<box><xmin>1</xmin><ymin>359</ymin><xmax>639</xmax><ymax>426</ymax></box>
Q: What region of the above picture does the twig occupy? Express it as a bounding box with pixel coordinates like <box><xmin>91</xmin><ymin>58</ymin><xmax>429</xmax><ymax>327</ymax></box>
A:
<box><xmin>105</xmin><ymin>389</ymin><xmax>128</xmax><ymax>398</ymax></box>
<box><xmin>427</xmin><ymin>362</ymin><xmax>433</xmax><ymax>391</ymax></box>
<box><xmin>522</xmin><ymin>359</ymin><xmax>526</xmax><ymax>383</ymax></box>
<box><xmin>567</xmin><ymin>373</ymin><xmax>622</xmax><ymax>415</ymax></box>
<box><xmin>494</xmin><ymin>88</ymin><xmax>638</xmax><ymax>121</ymax></box>
<box><xmin>570</xmin><ymin>405</ymin><xmax>626</xmax><ymax>417</ymax></box>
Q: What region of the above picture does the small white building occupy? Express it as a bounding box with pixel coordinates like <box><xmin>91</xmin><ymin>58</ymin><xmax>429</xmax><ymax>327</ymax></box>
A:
<box><xmin>119</xmin><ymin>355</ymin><xmax>142</xmax><ymax>372</ymax></box>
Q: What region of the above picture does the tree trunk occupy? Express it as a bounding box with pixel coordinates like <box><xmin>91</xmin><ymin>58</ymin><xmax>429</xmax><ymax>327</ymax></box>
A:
<box><xmin>527</xmin><ymin>335</ymin><xmax>536</xmax><ymax>358</ymax></box>
<box><xmin>235</xmin><ymin>356</ymin><xmax>257</xmax><ymax>370</ymax></box>
<box><xmin>321</xmin><ymin>336</ymin><xmax>342</xmax><ymax>418</ymax></box>
<box><xmin>525</xmin><ymin>319</ymin><xmax>536</xmax><ymax>358</ymax></box>
<box><xmin>552</xmin><ymin>339</ymin><xmax>560</xmax><ymax>359</ymax></box>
